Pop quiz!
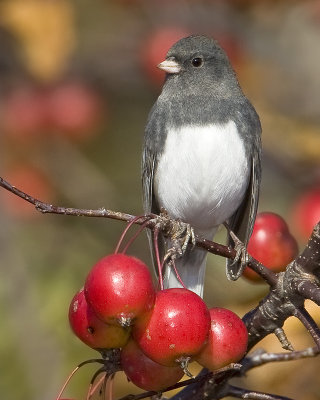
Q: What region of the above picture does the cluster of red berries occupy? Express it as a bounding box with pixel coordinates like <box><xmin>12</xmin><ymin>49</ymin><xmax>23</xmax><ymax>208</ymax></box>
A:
<box><xmin>69</xmin><ymin>253</ymin><xmax>248</xmax><ymax>391</ymax></box>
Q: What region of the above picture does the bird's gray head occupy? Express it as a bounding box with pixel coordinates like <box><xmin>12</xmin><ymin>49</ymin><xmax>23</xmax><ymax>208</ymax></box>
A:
<box><xmin>158</xmin><ymin>35</ymin><xmax>240</xmax><ymax>98</ymax></box>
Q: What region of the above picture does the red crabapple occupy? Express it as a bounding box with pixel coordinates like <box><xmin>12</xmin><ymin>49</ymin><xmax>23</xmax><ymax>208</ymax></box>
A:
<box><xmin>121</xmin><ymin>339</ymin><xmax>184</xmax><ymax>391</ymax></box>
<box><xmin>133</xmin><ymin>288</ymin><xmax>210</xmax><ymax>367</ymax></box>
<box><xmin>243</xmin><ymin>212</ymin><xmax>298</xmax><ymax>281</ymax></box>
<box><xmin>195</xmin><ymin>307</ymin><xmax>248</xmax><ymax>370</ymax></box>
<box><xmin>69</xmin><ymin>288</ymin><xmax>130</xmax><ymax>350</ymax></box>
<box><xmin>84</xmin><ymin>254</ymin><xmax>155</xmax><ymax>326</ymax></box>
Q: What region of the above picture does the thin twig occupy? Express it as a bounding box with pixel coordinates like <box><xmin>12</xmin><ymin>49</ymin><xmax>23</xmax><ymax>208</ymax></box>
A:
<box><xmin>227</xmin><ymin>386</ymin><xmax>293</xmax><ymax>400</ymax></box>
<box><xmin>241</xmin><ymin>347</ymin><xmax>319</xmax><ymax>373</ymax></box>
<box><xmin>293</xmin><ymin>307</ymin><xmax>320</xmax><ymax>349</ymax></box>
<box><xmin>117</xmin><ymin>372</ymin><xmax>213</xmax><ymax>400</ymax></box>
<box><xmin>293</xmin><ymin>280</ymin><xmax>320</xmax><ymax>306</ymax></box>
<box><xmin>0</xmin><ymin>175</ymin><xmax>274</xmax><ymax>280</ymax></box>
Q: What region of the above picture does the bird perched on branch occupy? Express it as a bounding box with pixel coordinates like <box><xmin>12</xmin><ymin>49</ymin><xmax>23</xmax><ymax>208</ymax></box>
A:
<box><xmin>142</xmin><ymin>35</ymin><xmax>261</xmax><ymax>297</ymax></box>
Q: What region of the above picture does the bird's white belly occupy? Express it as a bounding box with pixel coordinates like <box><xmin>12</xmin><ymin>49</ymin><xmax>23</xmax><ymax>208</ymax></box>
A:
<box><xmin>154</xmin><ymin>121</ymin><xmax>250</xmax><ymax>231</ymax></box>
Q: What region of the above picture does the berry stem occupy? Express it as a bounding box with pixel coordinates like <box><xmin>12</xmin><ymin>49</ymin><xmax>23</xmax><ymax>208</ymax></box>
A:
<box><xmin>154</xmin><ymin>226</ymin><xmax>164</xmax><ymax>290</ymax></box>
<box><xmin>114</xmin><ymin>215</ymin><xmax>148</xmax><ymax>254</ymax></box>
<box><xmin>107</xmin><ymin>373</ymin><xmax>115</xmax><ymax>400</ymax></box>
<box><xmin>87</xmin><ymin>374</ymin><xmax>105</xmax><ymax>400</ymax></box>
<box><xmin>170</xmin><ymin>258</ymin><xmax>187</xmax><ymax>289</ymax></box>
<box><xmin>121</xmin><ymin>219</ymin><xmax>151</xmax><ymax>254</ymax></box>
<box><xmin>56</xmin><ymin>359</ymin><xmax>104</xmax><ymax>400</ymax></box>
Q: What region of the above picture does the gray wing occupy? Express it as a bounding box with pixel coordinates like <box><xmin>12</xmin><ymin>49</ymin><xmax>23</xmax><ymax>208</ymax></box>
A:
<box><xmin>142</xmin><ymin>145</ymin><xmax>157</xmax><ymax>215</ymax></box>
<box><xmin>142</xmin><ymin>103</ymin><xmax>167</xmax><ymax>280</ymax></box>
<box><xmin>226</xmin><ymin>117</ymin><xmax>262</xmax><ymax>281</ymax></box>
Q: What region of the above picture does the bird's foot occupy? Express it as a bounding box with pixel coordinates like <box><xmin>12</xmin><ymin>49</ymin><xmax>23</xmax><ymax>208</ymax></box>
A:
<box><xmin>223</xmin><ymin>223</ymin><xmax>249</xmax><ymax>267</ymax></box>
<box><xmin>224</xmin><ymin>223</ymin><xmax>250</xmax><ymax>281</ymax></box>
<box><xmin>171</xmin><ymin>220</ymin><xmax>196</xmax><ymax>255</ymax></box>
<box><xmin>228</xmin><ymin>230</ymin><xmax>250</xmax><ymax>267</ymax></box>
<box><xmin>157</xmin><ymin>208</ymin><xmax>196</xmax><ymax>260</ymax></box>
<box><xmin>163</xmin><ymin>211</ymin><xmax>195</xmax><ymax>255</ymax></box>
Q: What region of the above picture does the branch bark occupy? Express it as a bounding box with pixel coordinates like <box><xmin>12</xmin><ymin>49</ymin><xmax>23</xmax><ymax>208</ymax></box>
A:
<box><xmin>0</xmin><ymin>176</ymin><xmax>274</xmax><ymax>282</ymax></box>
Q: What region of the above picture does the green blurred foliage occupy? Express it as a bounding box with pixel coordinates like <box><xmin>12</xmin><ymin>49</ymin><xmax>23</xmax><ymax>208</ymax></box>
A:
<box><xmin>0</xmin><ymin>1</ymin><xmax>319</xmax><ymax>399</ymax></box>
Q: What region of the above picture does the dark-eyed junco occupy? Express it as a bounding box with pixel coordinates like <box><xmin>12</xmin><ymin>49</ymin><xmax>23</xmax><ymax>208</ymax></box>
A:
<box><xmin>142</xmin><ymin>35</ymin><xmax>261</xmax><ymax>297</ymax></box>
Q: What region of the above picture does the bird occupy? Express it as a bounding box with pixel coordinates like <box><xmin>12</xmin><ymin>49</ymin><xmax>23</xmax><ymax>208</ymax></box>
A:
<box><xmin>142</xmin><ymin>35</ymin><xmax>261</xmax><ymax>297</ymax></box>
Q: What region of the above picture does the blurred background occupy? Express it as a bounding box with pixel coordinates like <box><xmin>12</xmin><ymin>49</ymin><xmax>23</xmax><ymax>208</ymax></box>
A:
<box><xmin>0</xmin><ymin>0</ymin><xmax>320</xmax><ymax>399</ymax></box>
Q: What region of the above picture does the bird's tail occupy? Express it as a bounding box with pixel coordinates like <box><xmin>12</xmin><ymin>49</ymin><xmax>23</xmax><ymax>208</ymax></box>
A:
<box><xmin>163</xmin><ymin>244</ymin><xmax>208</xmax><ymax>298</ymax></box>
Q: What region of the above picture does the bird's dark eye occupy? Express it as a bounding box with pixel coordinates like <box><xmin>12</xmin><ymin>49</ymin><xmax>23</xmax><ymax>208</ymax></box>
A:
<box><xmin>191</xmin><ymin>57</ymin><xmax>203</xmax><ymax>67</ymax></box>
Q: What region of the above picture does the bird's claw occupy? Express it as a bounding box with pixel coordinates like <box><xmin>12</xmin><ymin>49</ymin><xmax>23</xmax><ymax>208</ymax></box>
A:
<box><xmin>229</xmin><ymin>230</ymin><xmax>249</xmax><ymax>267</ymax></box>
<box><xmin>156</xmin><ymin>208</ymin><xmax>196</xmax><ymax>261</ymax></box>
<box><xmin>172</xmin><ymin>221</ymin><xmax>195</xmax><ymax>254</ymax></box>
<box><xmin>167</xmin><ymin>220</ymin><xmax>195</xmax><ymax>260</ymax></box>
<box><xmin>163</xmin><ymin>247</ymin><xmax>178</xmax><ymax>263</ymax></box>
